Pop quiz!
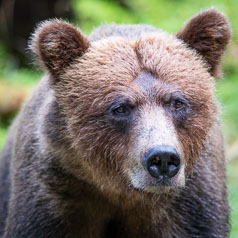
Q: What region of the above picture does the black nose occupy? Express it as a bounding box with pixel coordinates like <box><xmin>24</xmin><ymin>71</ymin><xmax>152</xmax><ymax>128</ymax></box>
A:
<box><xmin>142</xmin><ymin>145</ymin><xmax>181</xmax><ymax>179</ymax></box>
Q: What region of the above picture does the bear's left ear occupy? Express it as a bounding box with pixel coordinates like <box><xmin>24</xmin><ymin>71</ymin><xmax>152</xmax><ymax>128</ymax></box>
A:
<box><xmin>176</xmin><ymin>9</ymin><xmax>231</xmax><ymax>77</ymax></box>
<box><xmin>30</xmin><ymin>20</ymin><xmax>90</xmax><ymax>77</ymax></box>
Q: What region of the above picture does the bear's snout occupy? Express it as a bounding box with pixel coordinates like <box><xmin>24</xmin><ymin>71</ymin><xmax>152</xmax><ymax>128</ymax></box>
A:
<box><xmin>142</xmin><ymin>145</ymin><xmax>181</xmax><ymax>180</ymax></box>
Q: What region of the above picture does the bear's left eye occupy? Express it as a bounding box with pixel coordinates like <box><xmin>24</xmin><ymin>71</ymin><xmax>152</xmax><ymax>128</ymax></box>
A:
<box><xmin>113</xmin><ymin>105</ymin><xmax>129</xmax><ymax>115</ymax></box>
<box><xmin>174</xmin><ymin>100</ymin><xmax>185</xmax><ymax>110</ymax></box>
<box><xmin>115</xmin><ymin>106</ymin><xmax>126</xmax><ymax>113</ymax></box>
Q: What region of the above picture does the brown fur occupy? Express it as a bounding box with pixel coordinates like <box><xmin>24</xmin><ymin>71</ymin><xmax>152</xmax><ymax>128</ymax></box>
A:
<box><xmin>177</xmin><ymin>8</ymin><xmax>231</xmax><ymax>77</ymax></box>
<box><xmin>0</xmin><ymin>8</ymin><xmax>231</xmax><ymax>238</ymax></box>
<box><xmin>31</xmin><ymin>20</ymin><xmax>90</xmax><ymax>78</ymax></box>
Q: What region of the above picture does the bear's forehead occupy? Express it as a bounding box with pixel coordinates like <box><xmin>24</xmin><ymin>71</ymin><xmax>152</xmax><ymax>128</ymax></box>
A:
<box><xmin>66</xmin><ymin>32</ymin><xmax>213</xmax><ymax>97</ymax></box>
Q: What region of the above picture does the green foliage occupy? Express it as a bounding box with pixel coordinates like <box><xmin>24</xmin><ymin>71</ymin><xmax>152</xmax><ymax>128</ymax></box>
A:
<box><xmin>73</xmin><ymin>0</ymin><xmax>139</xmax><ymax>33</ymax></box>
<box><xmin>0</xmin><ymin>127</ymin><xmax>7</xmax><ymax>148</ymax></box>
<box><xmin>0</xmin><ymin>42</ymin><xmax>8</xmax><ymax>74</ymax></box>
<box><xmin>217</xmin><ymin>73</ymin><xmax>238</xmax><ymax>144</ymax></box>
<box><xmin>73</xmin><ymin>0</ymin><xmax>238</xmax><ymax>40</ymax></box>
<box><xmin>1</xmin><ymin>68</ymin><xmax>42</xmax><ymax>87</ymax></box>
<box><xmin>227</xmin><ymin>159</ymin><xmax>238</xmax><ymax>238</ymax></box>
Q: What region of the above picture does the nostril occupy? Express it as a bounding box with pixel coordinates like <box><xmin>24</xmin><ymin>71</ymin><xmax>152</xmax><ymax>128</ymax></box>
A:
<box><xmin>168</xmin><ymin>164</ymin><xmax>179</xmax><ymax>177</ymax></box>
<box><xmin>143</xmin><ymin>145</ymin><xmax>181</xmax><ymax>179</ymax></box>
<box><xmin>146</xmin><ymin>156</ymin><xmax>163</xmax><ymax>178</ymax></box>
<box><xmin>167</xmin><ymin>154</ymin><xmax>181</xmax><ymax>178</ymax></box>
<box><xmin>169</xmin><ymin>155</ymin><xmax>180</xmax><ymax>166</ymax></box>
<box><xmin>151</xmin><ymin>156</ymin><xmax>161</xmax><ymax>165</ymax></box>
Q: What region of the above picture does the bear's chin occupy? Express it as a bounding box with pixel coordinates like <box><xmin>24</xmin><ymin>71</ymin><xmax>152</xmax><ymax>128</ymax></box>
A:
<box><xmin>141</xmin><ymin>185</ymin><xmax>180</xmax><ymax>195</ymax></box>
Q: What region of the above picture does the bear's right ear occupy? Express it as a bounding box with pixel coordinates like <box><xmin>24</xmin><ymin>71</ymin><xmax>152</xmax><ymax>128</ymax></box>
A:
<box><xmin>176</xmin><ymin>9</ymin><xmax>231</xmax><ymax>78</ymax></box>
<box><xmin>30</xmin><ymin>20</ymin><xmax>90</xmax><ymax>77</ymax></box>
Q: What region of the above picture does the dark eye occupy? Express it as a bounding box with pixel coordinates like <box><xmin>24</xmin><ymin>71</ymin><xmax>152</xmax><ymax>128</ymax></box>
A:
<box><xmin>113</xmin><ymin>105</ymin><xmax>128</xmax><ymax>114</ymax></box>
<box><xmin>174</xmin><ymin>100</ymin><xmax>184</xmax><ymax>110</ymax></box>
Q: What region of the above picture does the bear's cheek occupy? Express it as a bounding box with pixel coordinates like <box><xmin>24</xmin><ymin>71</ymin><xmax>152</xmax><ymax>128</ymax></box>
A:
<box><xmin>175</xmin><ymin>103</ymin><xmax>216</xmax><ymax>174</ymax></box>
<box><xmin>69</xmin><ymin>110</ymin><xmax>131</xmax><ymax>177</ymax></box>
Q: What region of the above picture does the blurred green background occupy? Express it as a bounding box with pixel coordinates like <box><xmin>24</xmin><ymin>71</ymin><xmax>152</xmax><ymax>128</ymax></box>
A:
<box><xmin>0</xmin><ymin>0</ymin><xmax>237</xmax><ymax>236</ymax></box>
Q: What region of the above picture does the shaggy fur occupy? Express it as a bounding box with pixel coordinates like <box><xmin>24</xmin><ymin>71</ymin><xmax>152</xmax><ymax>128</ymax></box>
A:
<box><xmin>31</xmin><ymin>20</ymin><xmax>90</xmax><ymax>78</ymax></box>
<box><xmin>177</xmin><ymin>8</ymin><xmax>231</xmax><ymax>77</ymax></box>
<box><xmin>0</xmin><ymin>8</ymin><xmax>231</xmax><ymax>238</ymax></box>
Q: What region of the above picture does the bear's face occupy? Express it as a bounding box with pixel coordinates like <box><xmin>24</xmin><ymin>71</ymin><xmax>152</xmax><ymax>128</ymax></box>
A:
<box><xmin>58</xmin><ymin>34</ymin><xmax>215</xmax><ymax>193</ymax></box>
<box><xmin>31</xmin><ymin>9</ymin><xmax>231</xmax><ymax>195</ymax></box>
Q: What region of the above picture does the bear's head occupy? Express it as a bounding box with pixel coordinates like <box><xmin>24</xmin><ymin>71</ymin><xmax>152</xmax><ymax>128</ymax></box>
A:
<box><xmin>31</xmin><ymin>9</ymin><xmax>231</xmax><ymax>196</ymax></box>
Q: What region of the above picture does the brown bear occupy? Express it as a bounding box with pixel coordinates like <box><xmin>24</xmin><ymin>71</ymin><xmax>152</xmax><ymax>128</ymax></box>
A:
<box><xmin>0</xmin><ymin>8</ymin><xmax>231</xmax><ymax>238</ymax></box>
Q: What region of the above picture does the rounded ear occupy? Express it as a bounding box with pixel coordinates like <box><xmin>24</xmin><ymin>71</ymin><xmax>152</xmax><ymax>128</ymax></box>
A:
<box><xmin>176</xmin><ymin>9</ymin><xmax>231</xmax><ymax>78</ymax></box>
<box><xmin>30</xmin><ymin>20</ymin><xmax>90</xmax><ymax>77</ymax></box>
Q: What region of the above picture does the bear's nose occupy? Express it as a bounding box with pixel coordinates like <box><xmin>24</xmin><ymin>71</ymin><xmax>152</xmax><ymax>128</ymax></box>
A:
<box><xmin>142</xmin><ymin>145</ymin><xmax>181</xmax><ymax>179</ymax></box>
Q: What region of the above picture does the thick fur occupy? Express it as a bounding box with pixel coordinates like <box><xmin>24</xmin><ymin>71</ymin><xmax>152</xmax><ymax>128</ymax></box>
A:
<box><xmin>0</xmin><ymin>9</ymin><xmax>231</xmax><ymax>238</ymax></box>
<box><xmin>31</xmin><ymin>20</ymin><xmax>90</xmax><ymax>78</ymax></box>
<box><xmin>177</xmin><ymin>8</ymin><xmax>231</xmax><ymax>77</ymax></box>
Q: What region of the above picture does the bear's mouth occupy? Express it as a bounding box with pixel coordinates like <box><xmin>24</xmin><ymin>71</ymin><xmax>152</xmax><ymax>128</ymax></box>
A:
<box><xmin>153</xmin><ymin>175</ymin><xmax>174</xmax><ymax>186</ymax></box>
<box><xmin>128</xmin><ymin>163</ymin><xmax>185</xmax><ymax>193</ymax></box>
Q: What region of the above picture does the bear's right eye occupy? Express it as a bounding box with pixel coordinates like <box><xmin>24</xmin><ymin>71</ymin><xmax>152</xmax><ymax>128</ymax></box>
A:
<box><xmin>113</xmin><ymin>105</ymin><xmax>129</xmax><ymax>115</ymax></box>
<box><xmin>174</xmin><ymin>100</ymin><xmax>185</xmax><ymax>110</ymax></box>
